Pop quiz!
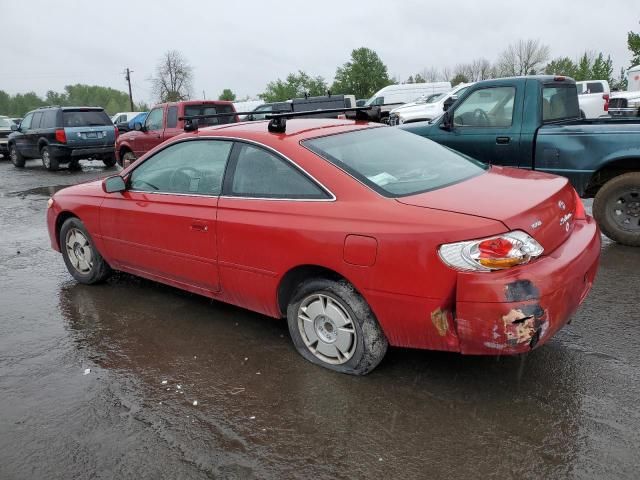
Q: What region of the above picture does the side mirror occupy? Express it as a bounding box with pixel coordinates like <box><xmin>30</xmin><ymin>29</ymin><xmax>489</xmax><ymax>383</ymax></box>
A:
<box><xmin>102</xmin><ymin>175</ymin><xmax>126</xmax><ymax>193</ymax></box>
<box><xmin>443</xmin><ymin>95</ymin><xmax>458</xmax><ymax>112</ymax></box>
<box><xmin>134</xmin><ymin>122</ymin><xmax>143</xmax><ymax>131</ymax></box>
<box><xmin>183</xmin><ymin>119</ymin><xmax>199</xmax><ymax>132</ymax></box>
<box><xmin>440</xmin><ymin>111</ymin><xmax>453</xmax><ymax>131</ymax></box>
<box><xmin>10</xmin><ymin>124</ymin><xmax>18</xmax><ymax>131</ymax></box>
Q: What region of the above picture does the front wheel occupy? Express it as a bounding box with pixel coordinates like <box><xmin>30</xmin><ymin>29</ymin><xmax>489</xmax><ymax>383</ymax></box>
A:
<box><xmin>593</xmin><ymin>172</ymin><xmax>640</xmax><ymax>246</ymax></box>
<box><xmin>286</xmin><ymin>278</ymin><xmax>388</xmax><ymax>375</ymax></box>
<box><xmin>9</xmin><ymin>144</ymin><xmax>25</xmax><ymax>168</ymax></box>
<box><xmin>120</xmin><ymin>151</ymin><xmax>136</xmax><ymax>168</ymax></box>
<box><xmin>41</xmin><ymin>146</ymin><xmax>59</xmax><ymax>171</ymax></box>
<box><xmin>60</xmin><ymin>217</ymin><xmax>112</xmax><ymax>284</ymax></box>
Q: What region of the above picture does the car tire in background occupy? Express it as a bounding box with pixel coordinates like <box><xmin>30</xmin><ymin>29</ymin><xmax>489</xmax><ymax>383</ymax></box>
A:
<box><xmin>41</xmin><ymin>145</ymin><xmax>59</xmax><ymax>171</ymax></box>
<box><xmin>9</xmin><ymin>144</ymin><xmax>25</xmax><ymax>168</ymax></box>
<box><xmin>103</xmin><ymin>154</ymin><xmax>117</xmax><ymax>168</ymax></box>
<box><xmin>120</xmin><ymin>151</ymin><xmax>136</xmax><ymax>168</ymax></box>
<box><xmin>59</xmin><ymin>217</ymin><xmax>112</xmax><ymax>284</ymax></box>
<box><xmin>286</xmin><ymin>278</ymin><xmax>388</xmax><ymax>375</ymax></box>
<box><xmin>593</xmin><ymin>172</ymin><xmax>640</xmax><ymax>247</ymax></box>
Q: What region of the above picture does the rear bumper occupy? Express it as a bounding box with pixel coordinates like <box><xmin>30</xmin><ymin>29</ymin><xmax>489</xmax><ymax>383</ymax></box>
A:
<box><xmin>454</xmin><ymin>216</ymin><xmax>600</xmax><ymax>354</ymax></box>
<box><xmin>50</xmin><ymin>145</ymin><xmax>115</xmax><ymax>159</ymax></box>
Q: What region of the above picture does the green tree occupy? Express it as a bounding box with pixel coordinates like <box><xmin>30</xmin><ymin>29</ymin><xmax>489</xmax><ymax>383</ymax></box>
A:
<box><xmin>413</xmin><ymin>73</ymin><xmax>426</xmax><ymax>83</ymax></box>
<box><xmin>628</xmin><ymin>30</ymin><xmax>640</xmax><ymax>67</ymax></box>
<box><xmin>331</xmin><ymin>47</ymin><xmax>392</xmax><ymax>99</ymax></box>
<box><xmin>450</xmin><ymin>73</ymin><xmax>469</xmax><ymax>85</ymax></box>
<box><xmin>545</xmin><ymin>57</ymin><xmax>578</xmax><ymax>78</ymax></box>
<box><xmin>260</xmin><ymin>71</ymin><xmax>327</xmax><ymax>102</ymax></box>
<box><xmin>218</xmin><ymin>89</ymin><xmax>236</xmax><ymax>101</ymax></box>
<box><xmin>591</xmin><ymin>53</ymin><xmax>614</xmax><ymax>83</ymax></box>
<box><xmin>405</xmin><ymin>75</ymin><xmax>414</xmax><ymax>84</ymax></box>
<box><xmin>574</xmin><ymin>53</ymin><xmax>593</xmax><ymax>81</ymax></box>
<box><xmin>611</xmin><ymin>67</ymin><xmax>628</xmax><ymax>91</ymax></box>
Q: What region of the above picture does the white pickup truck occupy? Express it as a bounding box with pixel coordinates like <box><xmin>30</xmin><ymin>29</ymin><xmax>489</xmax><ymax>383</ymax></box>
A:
<box><xmin>388</xmin><ymin>83</ymin><xmax>473</xmax><ymax>125</ymax></box>
<box><xmin>576</xmin><ymin>80</ymin><xmax>610</xmax><ymax>118</ymax></box>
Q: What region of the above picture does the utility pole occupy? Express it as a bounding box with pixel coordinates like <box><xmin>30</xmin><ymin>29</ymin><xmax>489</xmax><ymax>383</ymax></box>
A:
<box><xmin>125</xmin><ymin>68</ymin><xmax>134</xmax><ymax>111</ymax></box>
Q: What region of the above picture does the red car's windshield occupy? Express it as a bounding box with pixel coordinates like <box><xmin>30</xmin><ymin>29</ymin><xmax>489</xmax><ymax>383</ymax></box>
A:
<box><xmin>304</xmin><ymin>127</ymin><xmax>488</xmax><ymax>197</ymax></box>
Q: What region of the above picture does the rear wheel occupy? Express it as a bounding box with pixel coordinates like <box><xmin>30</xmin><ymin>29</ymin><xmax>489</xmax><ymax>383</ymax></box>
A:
<box><xmin>41</xmin><ymin>146</ymin><xmax>59</xmax><ymax>171</ymax></box>
<box><xmin>593</xmin><ymin>172</ymin><xmax>640</xmax><ymax>246</ymax></box>
<box><xmin>286</xmin><ymin>278</ymin><xmax>388</xmax><ymax>375</ymax></box>
<box><xmin>9</xmin><ymin>144</ymin><xmax>25</xmax><ymax>168</ymax></box>
<box><xmin>103</xmin><ymin>154</ymin><xmax>117</xmax><ymax>168</ymax></box>
<box><xmin>60</xmin><ymin>217</ymin><xmax>111</xmax><ymax>284</ymax></box>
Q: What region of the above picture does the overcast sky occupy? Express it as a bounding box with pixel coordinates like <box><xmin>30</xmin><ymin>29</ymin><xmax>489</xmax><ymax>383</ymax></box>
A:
<box><xmin>3</xmin><ymin>0</ymin><xmax>639</xmax><ymax>104</ymax></box>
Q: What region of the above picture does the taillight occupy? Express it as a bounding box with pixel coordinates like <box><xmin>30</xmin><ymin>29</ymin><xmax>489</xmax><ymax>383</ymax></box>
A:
<box><xmin>603</xmin><ymin>93</ymin><xmax>609</xmax><ymax>112</ymax></box>
<box><xmin>573</xmin><ymin>189</ymin><xmax>586</xmax><ymax>220</ymax></box>
<box><xmin>55</xmin><ymin>129</ymin><xmax>66</xmax><ymax>143</ymax></box>
<box><xmin>114</xmin><ymin>125</ymin><xmax>119</xmax><ymax>140</ymax></box>
<box><xmin>438</xmin><ymin>231</ymin><xmax>544</xmax><ymax>272</ymax></box>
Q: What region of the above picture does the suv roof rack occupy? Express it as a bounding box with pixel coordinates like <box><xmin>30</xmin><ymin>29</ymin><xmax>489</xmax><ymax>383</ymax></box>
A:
<box><xmin>178</xmin><ymin>106</ymin><xmax>374</xmax><ymax>133</ymax></box>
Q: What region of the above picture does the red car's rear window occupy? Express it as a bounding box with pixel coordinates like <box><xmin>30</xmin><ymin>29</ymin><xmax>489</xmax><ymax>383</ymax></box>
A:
<box><xmin>304</xmin><ymin>127</ymin><xmax>488</xmax><ymax>197</ymax></box>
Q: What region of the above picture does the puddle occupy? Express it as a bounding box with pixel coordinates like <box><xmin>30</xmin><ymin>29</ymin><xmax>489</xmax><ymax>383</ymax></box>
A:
<box><xmin>9</xmin><ymin>185</ymin><xmax>71</xmax><ymax>198</ymax></box>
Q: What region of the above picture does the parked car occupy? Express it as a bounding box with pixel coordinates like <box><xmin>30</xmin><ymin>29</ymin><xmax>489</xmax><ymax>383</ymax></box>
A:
<box><xmin>0</xmin><ymin>116</ymin><xmax>13</xmax><ymax>158</ymax></box>
<box><xmin>389</xmin><ymin>83</ymin><xmax>473</xmax><ymax>125</ymax></box>
<box><xmin>400</xmin><ymin>75</ymin><xmax>640</xmax><ymax>246</ymax></box>
<box><xmin>8</xmin><ymin>106</ymin><xmax>117</xmax><ymax>170</ymax></box>
<box><xmin>364</xmin><ymin>82</ymin><xmax>452</xmax><ymax>123</ymax></box>
<box><xmin>576</xmin><ymin>80</ymin><xmax>610</xmax><ymax>118</ymax></box>
<box><xmin>46</xmin><ymin>116</ymin><xmax>599</xmax><ymax>375</ymax></box>
<box><xmin>246</xmin><ymin>102</ymin><xmax>292</xmax><ymax>121</ymax></box>
<box><xmin>116</xmin><ymin>112</ymin><xmax>148</xmax><ymax>133</ymax></box>
<box><xmin>609</xmin><ymin>91</ymin><xmax>640</xmax><ymax>117</ymax></box>
<box><xmin>115</xmin><ymin>100</ymin><xmax>237</xmax><ymax>166</ymax></box>
<box><xmin>111</xmin><ymin>111</ymin><xmax>143</xmax><ymax>125</ymax></box>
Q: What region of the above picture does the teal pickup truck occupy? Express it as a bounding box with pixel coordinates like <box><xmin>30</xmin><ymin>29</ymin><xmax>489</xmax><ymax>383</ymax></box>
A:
<box><xmin>400</xmin><ymin>75</ymin><xmax>640</xmax><ymax>246</ymax></box>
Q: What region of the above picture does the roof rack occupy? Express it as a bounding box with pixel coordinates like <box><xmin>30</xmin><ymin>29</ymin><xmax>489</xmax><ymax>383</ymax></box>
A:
<box><xmin>178</xmin><ymin>111</ymin><xmax>291</xmax><ymax>131</ymax></box>
<box><xmin>178</xmin><ymin>106</ymin><xmax>374</xmax><ymax>133</ymax></box>
<box><xmin>265</xmin><ymin>106</ymin><xmax>373</xmax><ymax>133</ymax></box>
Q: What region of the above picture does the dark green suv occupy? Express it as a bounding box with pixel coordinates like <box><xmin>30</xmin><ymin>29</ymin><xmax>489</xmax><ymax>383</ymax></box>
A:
<box><xmin>8</xmin><ymin>106</ymin><xmax>117</xmax><ymax>171</ymax></box>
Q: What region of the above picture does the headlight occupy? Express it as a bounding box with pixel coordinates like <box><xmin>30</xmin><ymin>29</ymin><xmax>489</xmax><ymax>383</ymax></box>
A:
<box><xmin>438</xmin><ymin>230</ymin><xmax>544</xmax><ymax>272</ymax></box>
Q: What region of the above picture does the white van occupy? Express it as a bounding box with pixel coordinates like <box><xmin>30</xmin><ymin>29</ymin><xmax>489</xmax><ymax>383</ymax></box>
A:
<box><xmin>364</xmin><ymin>82</ymin><xmax>451</xmax><ymax>121</ymax></box>
<box><xmin>389</xmin><ymin>83</ymin><xmax>473</xmax><ymax>125</ymax></box>
<box><xmin>111</xmin><ymin>112</ymin><xmax>143</xmax><ymax>124</ymax></box>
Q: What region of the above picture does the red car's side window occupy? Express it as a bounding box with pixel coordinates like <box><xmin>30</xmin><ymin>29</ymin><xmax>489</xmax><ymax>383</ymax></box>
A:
<box><xmin>226</xmin><ymin>143</ymin><xmax>330</xmax><ymax>200</ymax></box>
<box><xmin>130</xmin><ymin>140</ymin><xmax>233</xmax><ymax>195</ymax></box>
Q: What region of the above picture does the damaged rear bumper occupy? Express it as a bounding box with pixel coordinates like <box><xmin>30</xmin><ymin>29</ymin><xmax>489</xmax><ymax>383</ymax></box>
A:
<box><xmin>454</xmin><ymin>217</ymin><xmax>600</xmax><ymax>355</ymax></box>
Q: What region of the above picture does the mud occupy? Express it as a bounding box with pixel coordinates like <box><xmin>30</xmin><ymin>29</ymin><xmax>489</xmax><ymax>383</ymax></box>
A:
<box><xmin>1</xmin><ymin>157</ymin><xmax>639</xmax><ymax>479</ymax></box>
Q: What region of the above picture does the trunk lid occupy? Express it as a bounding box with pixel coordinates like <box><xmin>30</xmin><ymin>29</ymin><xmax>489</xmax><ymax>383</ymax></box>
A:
<box><xmin>397</xmin><ymin>166</ymin><xmax>578</xmax><ymax>253</ymax></box>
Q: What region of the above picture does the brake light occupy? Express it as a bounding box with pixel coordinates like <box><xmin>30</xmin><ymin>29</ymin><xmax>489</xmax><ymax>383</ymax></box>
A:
<box><xmin>114</xmin><ymin>125</ymin><xmax>119</xmax><ymax>140</ymax></box>
<box><xmin>438</xmin><ymin>231</ymin><xmax>544</xmax><ymax>272</ymax></box>
<box><xmin>55</xmin><ymin>129</ymin><xmax>66</xmax><ymax>143</ymax></box>
<box><xmin>573</xmin><ymin>190</ymin><xmax>586</xmax><ymax>220</ymax></box>
<box><xmin>603</xmin><ymin>93</ymin><xmax>609</xmax><ymax>112</ymax></box>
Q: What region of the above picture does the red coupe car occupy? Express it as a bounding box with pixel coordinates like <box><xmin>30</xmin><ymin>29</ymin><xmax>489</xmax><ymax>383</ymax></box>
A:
<box><xmin>46</xmin><ymin>118</ymin><xmax>600</xmax><ymax>374</ymax></box>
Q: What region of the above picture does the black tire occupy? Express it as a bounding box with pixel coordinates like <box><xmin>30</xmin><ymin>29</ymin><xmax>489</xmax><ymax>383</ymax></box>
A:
<box><xmin>9</xmin><ymin>144</ymin><xmax>25</xmax><ymax>168</ymax></box>
<box><xmin>103</xmin><ymin>154</ymin><xmax>117</xmax><ymax>168</ymax></box>
<box><xmin>593</xmin><ymin>172</ymin><xmax>640</xmax><ymax>247</ymax></box>
<box><xmin>41</xmin><ymin>145</ymin><xmax>59</xmax><ymax>171</ymax></box>
<box><xmin>59</xmin><ymin>217</ymin><xmax>112</xmax><ymax>284</ymax></box>
<box><xmin>120</xmin><ymin>151</ymin><xmax>136</xmax><ymax>168</ymax></box>
<box><xmin>286</xmin><ymin>278</ymin><xmax>388</xmax><ymax>375</ymax></box>
<box><xmin>68</xmin><ymin>159</ymin><xmax>82</xmax><ymax>170</ymax></box>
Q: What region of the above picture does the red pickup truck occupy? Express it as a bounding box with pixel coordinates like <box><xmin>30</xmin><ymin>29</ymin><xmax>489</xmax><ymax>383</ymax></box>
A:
<box><xmin>115</xmin><ymin>100</ymin><xmax>238</xmax><ymax>166</ymax></box>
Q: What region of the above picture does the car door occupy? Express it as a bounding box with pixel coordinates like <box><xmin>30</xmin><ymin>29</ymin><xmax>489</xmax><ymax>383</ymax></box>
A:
<box><xmin>136</xmin><ymin>106</ymin><xmax>165</xmax><ymax>156</ymax></box>
<box><xmin>216</xmin><ymin>142</ymin><xmax>333</xmax><ymax>314</ymax></box>
<box><xmin>28</xmin><ymin>111</ymin><xmax>44</xmax><ymax>157</ymax></box>
<box><xmin>100</xmin><ymin>139</ymin><xmax>233</xmax><ymax>293</ymax></box>
<box><xmin>14</xmin><ymin>112</ymin><xmax>33</xmax><ymax>157</ymax></box>
<box><xmin>431</xmin><ymin>85</ymin><xmax>523</xmax><ymax>167</ymax></box>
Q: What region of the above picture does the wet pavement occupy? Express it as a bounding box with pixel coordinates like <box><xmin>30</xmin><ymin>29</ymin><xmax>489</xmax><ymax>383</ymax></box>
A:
<box><xmin>1</xmin><ymin>156</ymin><xmax>639</xmax><ymax>479</ymax></box>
